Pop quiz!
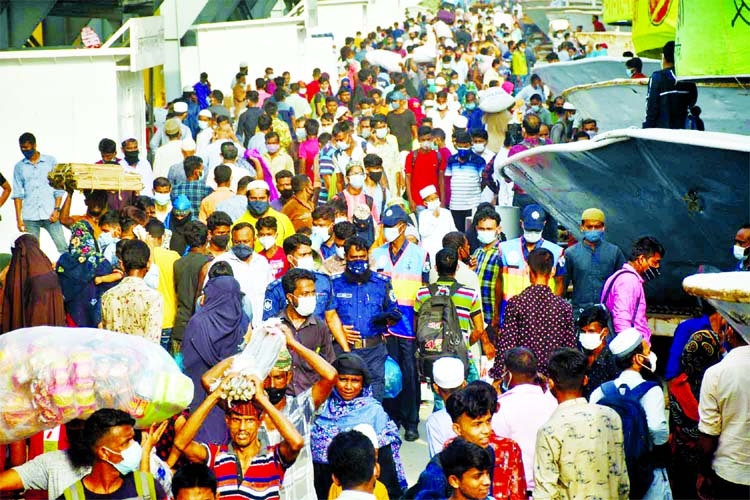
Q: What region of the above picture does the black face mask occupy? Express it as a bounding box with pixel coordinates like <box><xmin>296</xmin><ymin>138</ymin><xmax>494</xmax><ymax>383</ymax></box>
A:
<box><xmin>266</xmin><ymin>387</ymin><xmax>287</xmax><ymax>405</ymax></box>
<box><xmin>368</xmin><ymin>171</ymin><xmax>383</xmax><ymax>183</ymax></box>
<box><xmin>212</xmin><ymin>234</ymin><xmax>230</xmax><ymax>250</ymax></box>
<box><xmin>124</xmin><ymin>150</ymin><xmax>139</xmax><ymax>165</ymax></box>
<box><xmin>279</xmin><ymin>188</ymin><xmax>293</xmax><ymax>200</ymax></box>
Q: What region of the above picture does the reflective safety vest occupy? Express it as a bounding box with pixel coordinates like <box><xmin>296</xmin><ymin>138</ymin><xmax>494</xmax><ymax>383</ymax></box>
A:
<box><xmin>499</xmin><ymin>238</ymin><xmax>564</xmax><ymax>311</ymax></box>
<box><xmin>63</xmin><ymin>471</ymin><xmax>156</xmax><ymax>500</ymax></box>
<box><xmin>372</xmin><ymin>241</ymin><xmax>429</xmax><ymax>338</ymax></box>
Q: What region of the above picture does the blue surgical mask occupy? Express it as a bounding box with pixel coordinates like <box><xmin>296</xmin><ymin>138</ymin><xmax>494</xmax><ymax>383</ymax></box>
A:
<box><xmin>346</xmin><ymin>260</ymin><xmax>369</xmax><ymax>275</ymax></box>
<box><xmin>582</xmin><ymin>230</ymin><xmax>603</xmax><ymax>243</ymax></box>
<box><xmin>464</xmin><ymin>102</ymin><xmax>477</xmax><ymax>110</ymax></box>
<box><xmin>105</xmin><ymin>441</ymin><xmax>142</xmax><ymax>476</ymax></box>
<box><xmin>247</xmin><ymin>200</ymin><xmax>269</xmax><ymax>216</ymax></box>
<box><xmin>390</xmin><ymin>101</ymin><xmax>400</xmax><ymax>110</ymax></box>
<box><xmin>232</xmin><ymin>244</ymin><xmax>253</xmax><ymax>261</ymax></box>
<box><xmin>98</xmin><ymin>232</ymin><xmax>114</xmax><ymax>249</ymax></box>
<box><xmin>21</xmin><ymin>149</ymin><xmax>35</xmax><ymax>160</ymax></box>
<box><xmin>457</xmin><ymin>147</ymin><xmax>470</xmax><ymax>159</ymax></box>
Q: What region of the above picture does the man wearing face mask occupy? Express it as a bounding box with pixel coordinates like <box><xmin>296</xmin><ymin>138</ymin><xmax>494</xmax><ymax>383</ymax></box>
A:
<box><xmin>385</xmin><ymin>91</ymin><xmax>418</xmax><ymax>152</ymax></box>
<box><xmin>550</xmin><ymin>102</ymin><xmax>576</xmax><ymax>144</ymax></box>
<box><xmin>263</xmin><ymin>234</ymin><xmax>350</xmax><ymax>353</ymax></box>
<box><xmin>257</xmin><ymin>322</ymin><xmax>337</xmax><ymax>500</ymax></box>
<box><xmin>470</xmin><ymin>130</ymin><xmax>494</xmax><ymax>163</ymax></box>
<box><xmin>371</xmin><ymin>205</ymin><xmax>430</xmax><ymax>441</ymax></box>
<box><xmin>601</xmin><ymin>236</ymin><xmax>665</xmax><ymax>342</ymax></box>
<box><xmin>564</xmin><ymin>208</ymin><xmax>626</xmax><ymax>318</ymax></box>
<box><xmin>119</xmin><ymin>138</ymin><xmax>154</xmax><ymax>196</ymax></box>
<box><xmin>733</xmin><ymin>223</ymin><xmax>750</xmax><ymax>271</ymax></box>
<box><xmin>331</xmin><ymin>122</ymin><xmax>365</xmax><ymax>192</ymax></box>
<box><xmin>237</xmin><ymin>180</ymin><xmax>295</xmax><ymax>252</ymax></box>
<box><xmin>405</xmin><ymin>126</ymin><xmax>445</xmax><ymax>213</ymax></box>
<box><xmin>334</xmin><ymin>164</ymin><xmax>380</xmax><ymax>223</ymax></box>
<box><xmin>590</xmin><ymin>327</ymin><xmax>672</xmax><ymax>499</ymax></box>
<box><xmin>445</xmin><ymin>130</ymin><xmax>485</xmax><ymax>231</ymax></box>
<box><xmin>499</xmin><ymin>204</ymin><xmax>566</xmax><ymax>318</ymax></box>
<box><xmin>331</xmin><ymin>236</ymin><xmax>402</xmax><ymax>401</ymax></box>
<box><xmin>418</xmin><ymin>185</ymin><xmax>457</xmax><ymax>263</ymax></box>
<box><xmin>59</xmin><ymin>409</ymin><xmax>167</xmax><ymax>499</ymax></box>
<box><xmin>524</xmin><ymin>94</ymin><xmax>552</xmax><ymax>127</ymax></box>
<box><xmin>576</xmin><ymin>305</ymin><xmax>619</xmax><ymax>398</ymax></box>
<box><xmin>362</xmin><ymin>154</ymin><xmax>391</xmax><ymax>217</ymax></box>
<box><xmin>270</xmin><ymin>170</ymin><xmax>294</xmax><ymax>211</ymax></box>
<box><xmin>281</xmin><ymin>175</ymin><xmax>316</xmax><ymax>231</ymax></box>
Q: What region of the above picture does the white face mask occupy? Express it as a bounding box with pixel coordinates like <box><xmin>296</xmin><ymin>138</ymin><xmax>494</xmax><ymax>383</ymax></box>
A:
<box><xmin>642</xmin><ymin>351</ymin><xmax>657</xmax><ymax>373</ymax></box>
<box><xmin>336</xmin><ymin>140</ymin><xmax>349</xmax><ymax>150</ymax></box>
<box><xmin>295</xmin><ymin>255</ymin><xmax>315</xmax><ymax>271</ymax></box>
<box><xmin>259</xmin><ymin>235</ymin><xmax>276</xmax><ymax>250</ymax></box>
<box><xmin>476</xmin><ymin>229</ymin><xmax>497</xmax><ymax>245</ymax></box>
<box><xmin>472</xmin><ymin>143</ymin><xmax>486</xmax><ymax>154</ymax></box>
<box><xmin>384</xmin><ymin>226</ymin><xmax>401</xmax><ymax>242</ymax></box>
<box><xmin>296</xmin><ymin>128</ymin><xmax>307</xmax><ymax>139</ymax></box>
<box><xmin>348</xmin><ymin>174</ymin><xmax>365</xmax><ymax>189</ymax></box>
<box><xmin>426</xmin><ymin>199</ymin><xmax>440</xmax><ymax>211</ymax></box>
<box><xmin>437</xmin><ymin>103</ymin><xmax>448</xmax><ymax>111</ymax></box>
<box><xmin>312</xmin><ymin>225</ymin><xmax>330</xmax><ymax>241</ymax></box>
<box><xmin>360</xmin><ymin>129</ymin><xmax>371</xmax><ymax>139</ymax></box>
<box><xmin>375</xmin><ymin>128</ymin><xmax>388</xmax><ymax>139</ymax></box>
<box><xmin>198</xmin><ymin>120</ymin><xmax>210</xmax><ymax>130</ymax></box>
<box><xmin>153</xmin><ymin>192</ymin><xmax>171</xmax><ymax>206</ymax></box>
<box><xmin>335</xmin><ymin>245</ymin><xmax>346</xmax><ymax>259</ymax></box>
<box><xmin>320</xmin><ymin>125</ymin><xmax>334</xmax><ymax>135</ymax></box>
<box><xmin>524</xmin><ymin>230</ymin><xmax>542</xmax><ymax>243</ymax></box>
<box><xmin>579</xmin><ymin>332</ymin><xmax>603</xmax><ymax>351</ymax></box>
<box><xmin>420</xmin><ymin>140</ymin><xmax>434</xmax><ymax>150</ymax></box>
<box><xmin>293</xmin><ymin>295</ymin><xmax>317</xmax><ymax>317</ymax></box>
<box><xmin>734</xmin><ymin>244</ymin><xmax>748</xmax><ymax>261</ymax></box>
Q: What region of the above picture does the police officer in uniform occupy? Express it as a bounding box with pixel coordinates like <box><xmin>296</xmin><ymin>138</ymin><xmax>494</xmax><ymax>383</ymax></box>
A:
<box><xmin>263</xmin><ymin>234</ymin><xmax>349</xmax><ymax>351</ymax></box>
<box><xmin>331</xmin><ymin>235</ymin><xmax>402</xmax><ymax>401</ymax></box>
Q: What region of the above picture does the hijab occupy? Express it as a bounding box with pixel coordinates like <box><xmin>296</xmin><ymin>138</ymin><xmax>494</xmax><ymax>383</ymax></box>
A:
<box><xmin>2</xmin><ymin>234</ymin><xmax>65</xmax><ymax>333</ymax></box>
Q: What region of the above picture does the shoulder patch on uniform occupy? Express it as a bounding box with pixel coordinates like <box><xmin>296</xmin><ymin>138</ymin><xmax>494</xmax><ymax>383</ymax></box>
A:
<box><xmin>389</xmin><ymin>289</ymin><xmax>397</xmax><ymax>302</ymax></box>
<box><xmin>558</xmin><ymin>255</ymin><xmax>566</xmax><ymax>267</ymax></box>
<box><xmin>263</xmin><ymin>298</ymin><xmax>273</xmax><ymax>311</ymax></box>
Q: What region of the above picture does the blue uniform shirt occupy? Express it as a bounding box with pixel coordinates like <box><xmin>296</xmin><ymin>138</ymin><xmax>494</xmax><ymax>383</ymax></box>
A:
<box><xmin>331</xmin><ymin>271</ymin><xmax>401</xmax><ymax>339</ymax></box>
<box><xmin>262</xmin><ymin>271</ymin><xmax>337</xmax><ymax>320</ymax></box>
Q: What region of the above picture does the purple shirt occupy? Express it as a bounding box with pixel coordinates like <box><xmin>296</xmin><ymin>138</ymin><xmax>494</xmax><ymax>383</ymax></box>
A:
<box><xmin>601</xmin><ymin>263</ymin><xmax>651</xmax><ymax>341</ymax></box>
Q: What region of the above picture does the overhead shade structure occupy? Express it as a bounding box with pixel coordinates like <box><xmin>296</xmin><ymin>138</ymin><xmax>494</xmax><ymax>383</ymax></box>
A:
<box><xmin>603</xmin><ymin>0</ymin><xmax>634</xmax><ymax>25</ymax></box>
<box><xmin>632</xmin><ymin>0</ymin><xmax>677</xmax><ymax>58</ymax></box>
<box><xmin>675</xmin><ymin>0</ymin><xmax>750</xmax><ymax>78</ymax></box>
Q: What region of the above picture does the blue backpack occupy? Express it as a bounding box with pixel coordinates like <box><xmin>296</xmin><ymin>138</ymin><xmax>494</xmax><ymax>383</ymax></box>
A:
<box><xmin>597</xmin><ymin>380</ymin><xmax>658</xmax><ymax>499</ymax></box>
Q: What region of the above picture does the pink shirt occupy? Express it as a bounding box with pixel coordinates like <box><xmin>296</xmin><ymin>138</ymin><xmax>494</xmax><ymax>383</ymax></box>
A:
<box><xmin>298</xmin><ymin>138</ymin><xmax>320</xmax><ymax>180</ymax></box>
<box><xmin>601</xmin><ymin>263</ymin><xmax>651</xmax><ymax>341</ymax></box>
<box><xmin>492</xmin><ymin>384</ymin><xmax>558</xmax><ymax>489</ymax></box>
<box><xmin>341</xmin><ymin>189</ymin><xmax>380</xmax><ymax>224</ymax></box>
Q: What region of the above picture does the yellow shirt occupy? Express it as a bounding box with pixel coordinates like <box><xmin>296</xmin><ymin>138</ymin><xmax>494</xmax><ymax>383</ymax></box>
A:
<box><xmin>328</xmin><ymin>480</ymin><xmax>389</xmax><ymax>500</ymax></box>
<box><xmin>151</xmin><ymin>246</ymin><xmax>180</xmax><ymax>329</ymax></box>
<box><xmin>235</xmin><ymin>207</ymin><xmax>296</xmax><ymax>252</ymax></box>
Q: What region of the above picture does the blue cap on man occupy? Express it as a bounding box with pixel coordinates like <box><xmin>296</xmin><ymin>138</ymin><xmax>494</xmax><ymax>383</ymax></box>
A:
<box><xmin>381</xmin><ymin>205</ymin><xmax>410</xmax><ymax>227</ymax></box>
<box><xmin>522</xmin><ymin>204</ymin><xmax>546</xmax><ymax>231</ymax></box>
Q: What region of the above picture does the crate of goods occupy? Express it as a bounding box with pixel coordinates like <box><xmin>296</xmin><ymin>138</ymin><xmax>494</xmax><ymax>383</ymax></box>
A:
<box><xmin>48</xmin><ymin>163</ymin><xmax>144</xmax><ymax>192</ymax></box>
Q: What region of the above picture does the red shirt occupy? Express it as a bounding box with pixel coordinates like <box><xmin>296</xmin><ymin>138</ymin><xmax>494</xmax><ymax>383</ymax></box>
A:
<box><xmin>593</xmin><ymin>20</ymin><xmax>606</xmax><ymax>31</ymax></box>
<box><xmin>488</xmin><ymin>433</ymin><xmax>528</xmax><ymax>500</ymax></box>
<box><xmin>404</xmin><ymin>149</ymin><xmax>445</xmax><ymax>205</ymax></box>
<box><xmin>262</xmin><ymin>246</ymin><xmax>289</xmax><ymax>280</ymax></box>
<box><xmin>307</xmin><ymin>80</ymin><xmax>320</xmax><ymax>102</ymax></box>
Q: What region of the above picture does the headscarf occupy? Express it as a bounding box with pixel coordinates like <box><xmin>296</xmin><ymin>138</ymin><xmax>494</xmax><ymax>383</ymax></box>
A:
<box><xmin>56</xmin><ymin>221</ymin><xmax>113</xmax><ymax>327</ymax></box>
<box><xmin>1</xmin><ymin>234</ymin><xmax>65</xmax><ymax>333</ymax></box>
<box><xmin>311</xmin><ymin>354</ymin><xmax>406</xmax><ymax>489</ymax></box>
<box><xmin>680</xmin><ymin>329</ymin><xmax>722</xmax><ymax>398</ymax></box>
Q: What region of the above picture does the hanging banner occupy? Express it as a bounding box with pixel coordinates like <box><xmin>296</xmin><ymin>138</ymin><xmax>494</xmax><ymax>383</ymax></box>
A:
<box><xmin>675</xmin><ymin>0</ymin><xmax>750</xmax><ymax>77</ymax></box>
<box><xmin>603</xmin><ymin>0</ymin><xmax>634</xmax><ymax>24</ymax></box>
<box><xmin>632</xmin><ymin>0</ymin><xmax>677</xmax><ymax>58</ymax></box>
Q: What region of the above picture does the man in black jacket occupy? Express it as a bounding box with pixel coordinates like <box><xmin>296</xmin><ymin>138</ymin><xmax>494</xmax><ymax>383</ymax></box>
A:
<box><xmin>643</xmin><ymin>41</ymin><xmax>698</xmax><ymax>129</ymax></box>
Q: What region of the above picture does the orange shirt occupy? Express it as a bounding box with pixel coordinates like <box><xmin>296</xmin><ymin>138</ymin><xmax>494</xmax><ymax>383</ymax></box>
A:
<box><xmin>281</xmin><ymin>196</ymin><xmax>314</xmax><ymax>231</ymax></box>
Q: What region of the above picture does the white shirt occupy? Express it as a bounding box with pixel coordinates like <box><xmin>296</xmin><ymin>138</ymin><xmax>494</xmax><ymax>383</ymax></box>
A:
<box><xmin>699</xmin><ymin>345</ymin><xmax>750</xmax><ymax>485</ymax></box>
<box><xmin>590</xmin><ymin>369</ymin><xmax>669</xmax><ymax>446</ymax></box>
<box><xmin>196</xmin><ymin>127</ymin><xmax>213</xmax><ymax>156</ymax></box>
<box><xmin>287</xmin><ymin>93</ymin><xmax>312</xmax><ymax>118</ymax></box>
<box><xmin>427</xmin><ymin>109</ymin><xmax>460</xmax><ymax>152</ymax></box>
<box><xmin>208</xmin><ymin>251</ymin><xmax>273</xmax><ymax>329</ymax></box>
<box><xmin>418</xmin><ymin>207</ymin><xmax>457</xmax><ymax>264</ymax></box>
<box><xmin>332</xmin><ymin>144</ymin><xmax>365</xmax><ymax>175</ymax></box>
<box><xmin>152</xmin><ymin>140</ymin><xmax>184</xmax><ymax>180</ymax></box>
<box><xmin>491</xmin><ymin>383</ymin><xmax>557</xmax><ymax>489</ymax></box>
<box><xmin>120</xmin><ymin>158</ymin><xmax>154</xmax><ymax>196</ymax></box>
<box><xmin>425</xmin><ymin>409</ymin><xmax>456</xmax><ymax>457</ymax></box>
<box><xmin>205</xmin><ymin>140</ymin><xmax>247</xmax><ymax>171</ymax></box>
<box><xmin>338</xmin><ymin>492</ymin><xmax>377</xmax><ymax>500</ymax></box>
<box><xmin>205</xmin><ymin>161</ymin><xmax>251</xmax><ymax>193</ymax></box>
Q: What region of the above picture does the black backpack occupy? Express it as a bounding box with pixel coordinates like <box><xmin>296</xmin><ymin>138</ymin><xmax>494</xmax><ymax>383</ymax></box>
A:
<box><xmin>415</xmin><ymin>282</ymin><xmax>469</xmax><ymax>382</ymax></box>
<box><xmin>597</xmin><ymin>381</ymin><xmax>658</xmax><ymax>499</ymax></box>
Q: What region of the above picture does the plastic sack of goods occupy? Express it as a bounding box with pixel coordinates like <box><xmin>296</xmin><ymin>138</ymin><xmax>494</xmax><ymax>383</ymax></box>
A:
<box><xmin>0</xmin><ymin>326</ymin><xmax>193</xmax><ymax>444</ymax></box>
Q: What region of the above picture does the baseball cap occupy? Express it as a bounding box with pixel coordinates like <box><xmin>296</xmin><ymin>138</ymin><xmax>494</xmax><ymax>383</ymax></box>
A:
<box><xmin>381</xmin><ymin>205</ymin><xmax>410</xmax><ymax>227</ymax></box>
<box><xmin>522</xmin><ymin>204</ymin><xmax>546</xmax><ymax>231</ymax></box>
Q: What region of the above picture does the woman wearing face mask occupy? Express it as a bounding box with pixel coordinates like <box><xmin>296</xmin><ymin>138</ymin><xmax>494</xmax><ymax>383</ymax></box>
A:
<box><xmin>333</xmin><ymin>164</ymin><xmax>381</xmax><ymax>224</ymax></box>
<box><xmin>590</xmin><ymin>327</ymin><xmax>673</xmax><ymax>500</ymax></box>
<box><xmin>182</xmin><ymin>275</ymin><xmax>251</xmax><ymax>444</ymax></box>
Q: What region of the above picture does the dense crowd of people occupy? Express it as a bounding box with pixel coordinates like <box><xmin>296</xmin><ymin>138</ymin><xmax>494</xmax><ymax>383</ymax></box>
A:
<box><xmin>0</xmin><ymin>1</ymin><xmax>748</xmax><ymax>500</ymax></box>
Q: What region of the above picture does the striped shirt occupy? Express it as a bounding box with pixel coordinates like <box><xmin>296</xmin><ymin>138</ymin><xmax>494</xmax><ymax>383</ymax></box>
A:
<box><xmin>445</xmin><ymin>152</ymin><xmax>485</xmax><ymax>211</ymax></box>
<box><xmin>414</xmin><ymin>279</ymin><xmax>482</xmax><ymax>344</ymax></box>
<box><xmin>318</xmin><ymin>144</ymin><xmax>335</xmax><ymax>205</ymax></box>
<box><xmin>206</xmin><ymin>443</ymin><xmax>290</xmax><ymax>500</ymax></box>
<box><xmin>473</xmin><ymin>241</ymin><xmax>503</xmax><ymax>325</ymax></box>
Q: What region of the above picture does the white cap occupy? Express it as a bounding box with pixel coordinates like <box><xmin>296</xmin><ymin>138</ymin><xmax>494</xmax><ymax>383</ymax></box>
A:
<box><xmin>609</xmin><ymin>328</ymin><xmax>644</xmax><ymax>358</ymax></box>
<box><xmin>248</xmin><ymin>180</ymin><xmax>271</xmax><ymax>193</ymax></box>
<box><xmin>335</xmin><ymin>106</ymin><xmax>349</xmax><ymax>120</ymax></box>
<box><xmin>182</xmin><ymin>85</ymin><xmax>194</xmax><ymax>93</ymax></box>
<box><xmin>444</xmin><ymin>39</ymin><xmax>456</xmax><ymax>48</ymax></box>
<box><xmin>198</xmin><ymin>109</ymin><xmax>212</xmax><ymax>118</ymax></box>
<box><xmin>181</xmin><ymin>138</ymin><xmax>196</xmax><ymax>151</ymax></box>
<box><xmin>562</xmin><ymin>102</ymin><xmax>576</xmax><ymax>111</ymax></box>
<box><xmin>240</xmin><ymin>61</ymin><xmax>249</xmax><ymax>68</ymax></box>
<box><xmin>173</xmin><ymin>101</ymin><xmax>188</xmax><ymax>113</ymax></box>
<box><xmin>396</xmin><ymin>37</ymin><xmax>404</xmax><ymax>43</ymax></box>
<box><xmin>352</xmin><ymin>424</ymin><xmax>379</xmax><ymax>450</ymax></box>
<box><xmin>419</xmin><ymin>185</ymin><xmax>437</xmax><ymax>199</ymax></box>
<box><xmin>453</xmin><ymin>115</ymin><xmax>468</xmax><ymax>128</ymax></box>
<box><xmin>433</xmin><ymin>357</ymin><xmax>465</xmax><ymax>389</ymax></box>
<box><xmin>435</xmin><ymin>76</ymin><xmax>447</xmax><ymax>86</ymax></box>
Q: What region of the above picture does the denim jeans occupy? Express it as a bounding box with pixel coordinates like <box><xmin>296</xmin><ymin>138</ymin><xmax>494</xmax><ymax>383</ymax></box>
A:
<box><xmin>160</xmin><ymin>328</ymin><xmax>173</xmax><ymax>351</ymax></box>
<box><xmin>24</xmin><ymin>219</ymin><xmax>67</xmax><ymax>253</ymax></box>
